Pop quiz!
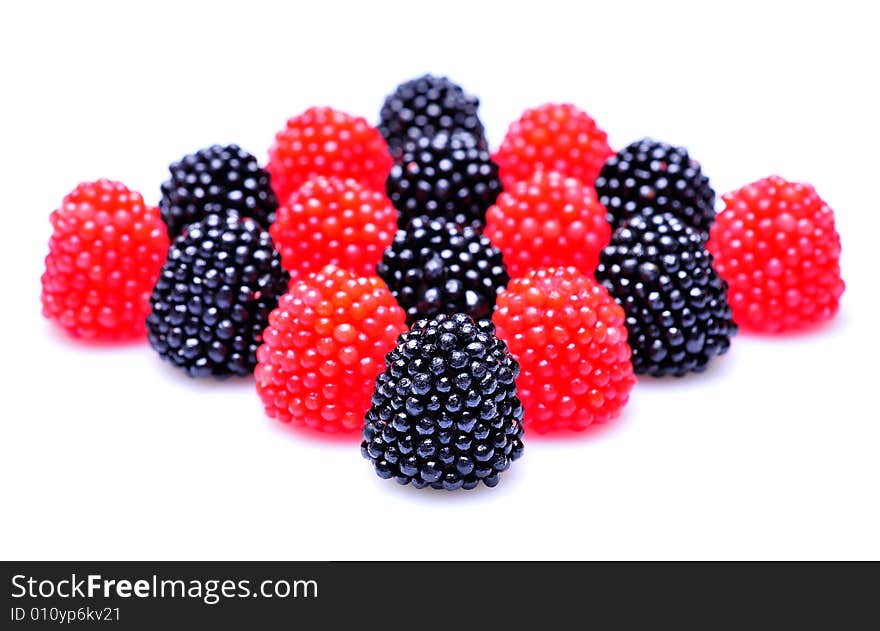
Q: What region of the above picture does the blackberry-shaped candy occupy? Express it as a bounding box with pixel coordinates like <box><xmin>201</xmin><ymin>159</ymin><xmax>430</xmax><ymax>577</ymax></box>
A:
<box><xmin>387</xmin><ymin>131</ymin><xmax>502</xmax><ymax>229</ymax></box>
<box><xmin>376</xmin><ymin>217</ymin><xmax>509</xmax><ymax>325</ymax></box>
<box><xmin>377</xmin><ymin>74</ymin><xmax>487</xmax><ymax>159</ymax></box>
<box><xmin>595</xmin><ymin>138</ymin><xmax>716</xmax><ymax>240</ymax></box>
<box><xmin>362</xmin><ymin>313</ymin><xmax>525</xmax><ymax>490</ymax></box>
<box><xmin>147</xmin><ymin>211</ymin><xmax>289</xmax><ymax>377</ymax></box>
<box><xmin>595</xmin><ymin>213</ymin><xmax>737</xmax><ymax>376</ymax></box>
<box><xmin>159</xmin><ymin>144</ymin><xmax>277</xmax><ymax>238</ymax></box>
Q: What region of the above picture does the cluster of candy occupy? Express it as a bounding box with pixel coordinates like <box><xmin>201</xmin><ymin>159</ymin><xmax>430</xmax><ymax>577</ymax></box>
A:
<box><xmin>41</xmin><ymin>74</ymin><xmax>845</xmax><ymax>490</ymax></box>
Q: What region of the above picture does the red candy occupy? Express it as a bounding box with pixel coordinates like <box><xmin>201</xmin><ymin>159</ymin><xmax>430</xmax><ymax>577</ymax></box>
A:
<box><xmin>485</xmin><ymin>171</ymin><xmax>611</xmax><ymax>278</ymax></box>
<box><xmin>255</xmin><ymin>266</ymin><xmax>407</xmax><ymax>433</ymax></box>
<box><xmin>267</xmin><ymin>106</ymin><xmax>393</xmax><ymax>204</ymax></box>
<box><xmin>708</xmin><ymin>176</ymin><xmax>845</xmax><ymax>333</ymax></box>
<box><xmin>41</xmin><ymin>179</ymin><xmax>169</xmax><ymax>340</ymax></box>
<box><xmin>270</xmin><ymin>176</ymin><xmax>397</xmax><ymax>281</ymax></box>
<box><xmin>493</xmin><ymin>103</ymin><xmax>613</xmax><ymax>189</ymax></box>
<box><xmin>493</xmin><ymin>267</ymin><xmax>635</xmax><ymax>433</ymax></box>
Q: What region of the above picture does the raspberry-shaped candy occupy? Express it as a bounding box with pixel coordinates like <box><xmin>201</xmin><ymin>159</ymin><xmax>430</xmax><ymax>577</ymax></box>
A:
<box><xmin>377</xmin><ymin>74</ymin><xmax>487</xmax><ymax>160</ymax></box>
<box><xmin>41</xmin><ymin>179</ymin><xmax>169</xmax><ymax>340</ymax></box>
<box><xmin>485</xmin><ymin>171</ymin><xmax>611</xmax><ymax>278</ymax></box>
<box><xmin>362</xmin><ymin>313</ymin><xmax>525</xmax><ymax>490</ymax></box>
<box><xmin>708</xmin><ymin>176</ymin><xmax>844</xmax><ymax>333</ymax></box>
<box><xmin>493</xmin><ymin>103</ymin><xmax>613</xmax><ymax>189</ymax></box>
<box><xmin>267</xmin><ymin>107</ymin><xmax>393</xmax><ymax>204</ymax></box>
<box><xmin>270</xmin><ymin>177</ymin><xmax>397</xmax><ymax>281</ymax></box>
<box><xmin>386</xmin><ymin>131</ymin><xmax>502</xmax><ymax>229</ymax></box>
<box><xmin>493</xmin><ymin>267</ymin><xmax>635</xmax><ymax>433</ymax></box>
<box><xmin>595</xmin><ymin>138</ymin><xmax>716</xmax><ymax>240</ymax></box>
<box><xmin>596</xmin><ymin>213</ymin><xmax>737</xmax><ymax>376</ymax></box>
<box><xmin>147</xmin><ymin>211</ymin><xmax>289</xmax><ymax>377</ymax></box>
<box><xmin>159</xmin><ymin>144</ymin><xmax>278</xmax><ymax>238</ymax></box>
<box><xmin>377</xmin><ymin>217</ymin><xmax>509</xmax><ymax>325</ymax></box>
<box><xmin>255</xmin><ymin>266</ymin><xmax>407</xmax><ymax>433</ymax></box>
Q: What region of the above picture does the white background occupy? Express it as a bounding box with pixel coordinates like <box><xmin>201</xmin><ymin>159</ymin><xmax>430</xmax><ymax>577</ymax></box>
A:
<box><xmin>1</xmin><ymin>1</ymin><xmax>878</xmax><ymax>560</ymax></box>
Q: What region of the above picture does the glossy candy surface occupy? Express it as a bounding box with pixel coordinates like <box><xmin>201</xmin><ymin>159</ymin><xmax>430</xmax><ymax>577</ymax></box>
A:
<box><xmin>486</xmin><ymin>171</ymin><xmax>610</xmax><ymax>277</ymax></box>
<box><xmin>377</xmin><ymin>74</ymin><xmax>487</xmax><ymax>160</ymax></box>
<box><xmin>146</xmin><ymin>211</ymin><xmax>289</xmax><ymax>377</ymax></box>
<box><xmin>270</xmin><ymin>176</ymin><xmax>397</xmax><ymax>281</ymax></box>
<box><xmin>595</xmin><ymin>138</ymin><xmax>716</xmax><ymax>240</ymax></box>
<box><xmin>267</xmin><ymin>107</ymin><xmax>392</xmax><ymax>204</ymax></box>
<box><xmin>159</xmin><ymin>144</ymin><xmax>277</xmax><ymax>238</ymax></box>
<box><xmin>596</xmin><ymin>213</ymin><xmax>737</xmax><ymax>376</ymax></box>
<box><xmin>386</xmin><ymin>131</ymin><xmax>501</xmax><ymax>229</ymax></box>
<box><xmin>493</xmin><ymin>103</ymin><xmax>613</xmax><ymax>189</ymax></box>
<box><xmin>493</xmin><ymin>267</ymin><xmax>636</xmax><ymax>433</ymax></box>
<box><xmin>708</xmin><ymin>176</ymin><xmax>844</xmax><ymax>333</ymax></box>
<box><xmin>362</xmin><ymin>313</ymin><xmax>525</xmax><ymax>490</ymax></box>
<box><xmin>377</xmin><ymin>217</ymin><xmax>509</xmax><ymax>325</ymax></box>
<box><xmin>41</xmin><ymin>179</ymin><xmax>169</xmax><ymax>340</ymax></box>
<box><xmin>255</xmin><ymin>266</ymin><xmax>406</xmax><ymax>433</ymax></box>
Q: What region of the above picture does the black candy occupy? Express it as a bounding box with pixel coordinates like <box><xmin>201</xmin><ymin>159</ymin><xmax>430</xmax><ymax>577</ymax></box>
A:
<box><xmin>595</xmin><ymin>213</ymin><xmax>737</xmax><ymax>377</ymax></box>
<box><xmin>386</xmin><ymin>131</ymin><xmax>502</xmax><ymax>230</ymax></box>
<box><xmin>595</xmin><ymin>138</ymin><xmax>716</xmax><ymax>241</ymax></box>
<box><xmin>362</xmin><ymin>313</ymin><xmax>525</xmax><ymax>490</ymax></box>
<box><xmin>377</xmin><ymin>74</ymin><xmax>487</xmax><ymax>160</ymax></box>
<box><xmin>159</xmin><ymin>144</ymin><xmax>277</xmax><ymax>239</ymax></box>
<box><xmin>377</xmin><ymin>217</ymin><xmax>509</xmax><ymax>326</ymax></box>
<box><xmin>146</xmin><ymin>211</ymin><xmax>289</xmax><ymax>378</ymax></box>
